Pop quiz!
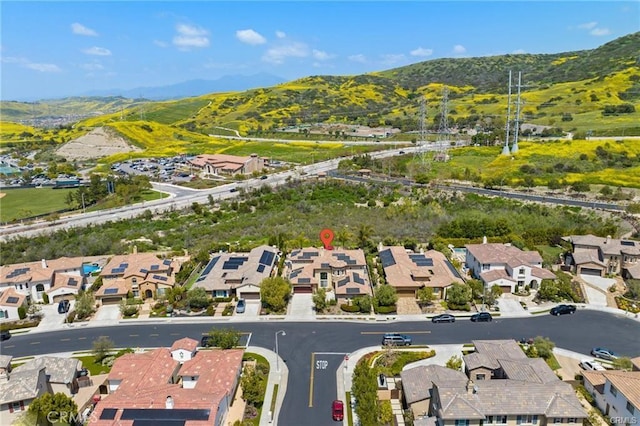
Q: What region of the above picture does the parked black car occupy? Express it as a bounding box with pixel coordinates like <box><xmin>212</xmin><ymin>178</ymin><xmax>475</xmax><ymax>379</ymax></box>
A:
<box><xmin>58</xmin><ymin>300</ymin><xmax>70</xmax><ymax>314</ymax></box>
<box><xmin>0</xmin><ymin>330</ymin><xmax>11</xmax><ymax>341</ymax></box>
<box><xmin>200</xmin><ymin>336</ymin><xmax>214</xmax><ymax>347</ymax></box>
<box><xmin>550</xmin><ymin>304</ymin><xmax>576</xmax><ymax>316</ymax></box>
<box><xmin>470</xmin><ymin>312</ymin><xmax>493</xmax><ymax>322</ymax></box>
<box><xmin>431</xmin><ymin>314</ymin><xmax>456</xmax><ymax>323</ymax></box>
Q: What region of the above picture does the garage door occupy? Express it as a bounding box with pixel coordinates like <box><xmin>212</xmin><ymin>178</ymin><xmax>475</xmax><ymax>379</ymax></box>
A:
<box><xmin>101</xmin><ymin>297</ymin><xmax>123</xmax><ymax>305</ymax></box>
<box><xmin>500</xmin><ymin>286</ymin><xmax>511</xmax><ymax>294</ymax></box>
<box><xmin>397</xmin><ymin>290</ymin><xmax>415</xmax><ymax>298</ymax></box>
<box><xmin>580</xmin><ymin>268</ymin><xmax>603</xmax><ymax>277</ymax></box>
<box><xmin>241</xmin><ymin>293</ymin><xmax>261</xmax><ymax>300</ymax></box>
<box><xmin>53</xmin><ymin>294</ymin><xmax>75</xmax><ymax>303</ymax></box>
<box><xmin>294</xmin><ymin>286</ymin><xmax>312</xmax><ymax>294</ymax></box>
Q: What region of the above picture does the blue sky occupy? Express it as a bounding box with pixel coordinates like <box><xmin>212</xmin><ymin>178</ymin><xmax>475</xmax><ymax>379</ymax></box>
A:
<box><xmin>1</xmin><ymin>1</ymin><xmax>638</xmax><ymax>101</ymax></box>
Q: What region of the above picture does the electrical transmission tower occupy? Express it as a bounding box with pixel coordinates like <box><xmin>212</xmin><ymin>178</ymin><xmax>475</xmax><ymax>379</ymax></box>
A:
<box><xmin>511</xmin><ymin>71</ymin><xmax>522</xmax><ymax>154</ymax></box>
<box><xmin>502</xmin><ymin>70</ymin><xmax>513</xmax><ymax>155</ymax></box>
<box><xmin>435</xmin><ymin>86</ymin><xmax>450</xmax><ymax>161</ymax></box>
<box><xmin>414</xmin><ymin>96</ymin><xmax>430</xmax><ymax>165</ymax></box>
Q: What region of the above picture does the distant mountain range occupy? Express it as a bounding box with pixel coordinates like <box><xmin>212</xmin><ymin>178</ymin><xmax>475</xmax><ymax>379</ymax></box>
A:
<box><xmin>80</xmin><ymin>73</ymin><xmax>287</xmax><ymax>100</ymax></box>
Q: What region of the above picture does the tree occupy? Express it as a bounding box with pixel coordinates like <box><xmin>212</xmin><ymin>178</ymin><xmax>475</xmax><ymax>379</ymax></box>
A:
<box><xmin>378</xmin><ymin>400</ymin><xmax>393</xmax><ymax>425</ymax></box>
<box><xmin>93</xmin><ymin>336</ymin><xmax>114</xmax><ymax>363</ymax></box>
<box><xmin>207</xmin><ymin>328</ymin><xmax>241</xmax><ymax>349</ymax></box>
<box><xmin>445</xmin><ymin>355</ymin><xmax>463</xmax><ymax>371</ymax></box>
<box><xmin>18</xmin><ymin>305</ymin><xmax>27</xmax><ymax>320</ymax></box>
<box><xmin>416</xmin><ymin>287</ymin><xmax>433</xmax><ymax>306</ymax></box>
<box><xmin>313</xmin><ymin>288</ymin><xmax>327</xmax><ymax>312</ymax></box>
<box><xmin>357</xmin><ymin>224</ymin><xmax>373</xmax><ymax>249</ymax></box>
<box><xmin>28</xmin><ymin>392</ymin><xmax>78</xmax><ymax>425</ymax></box>
<box><xmin>241</xmin><ymin>364</ymin><xmax>266</xmax><ymax>406</ymax></box>
<box><xmin>335</xmin><ymin>227</ymin><xmax>353</xmax><ymax>249</ymax></box>
<box><xmin>467</xmin><ymin>279</ymin><xmax>484</xmax><ymax>300</ymax></box>
<box><xmin>527</xmin><ymin>336</ymin><xmax>555</xmax><ymax>359</ymax></box>
<box><xmin>447</xmin><ymin>283</ymin><xmax>472</xmax><ymax>307</ymax></box>
<box><xmin>260</xmin><ymin>277</ymin><xmax>291</xmax><ymax>312</ymax></box>
<box><xmin>612</xmin><ymin>357</ymin><xmax>633</xmax><ymax>371</ymax></box>
<box><xmin>119</xmin><ymin>300</ymin><xmax>139</xmax><ymax>317</ymax></box>
<box><xmin>187</xmin><ymin>287</ymin><xmax>210</xmax><ymax>310</ymax></box>
<box><xmin>353</xmin><ymin>295</ymin><xmax>372</xmax><ymax>313</ymax></box>
<box><xmin>74</xmin><ymin>291</ymin><xmax>95</xmax><ymax>320</ymax></box>
<box><xmin>375</xmin><ymin>284</ymin><xmax>397</xmax><ymax>307</ymax></box>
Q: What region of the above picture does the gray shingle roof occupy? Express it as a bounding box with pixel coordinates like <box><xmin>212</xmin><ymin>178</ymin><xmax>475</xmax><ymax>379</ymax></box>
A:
<box><xmin>0</xmin><ymin>355</ymin><xmax>13</xmax><ymax>369</ymax></box>
<box><xmin>400</xmin><ymin>364</ymin><xmax>468</xmax><ymax>404</ymax></box>
<box><xmin>0</xmin><ymin>367</ymin><xmax>45</xmax><ymax>404</ymax></box>
<box><xmin>14</xmin><ymin>356</ymin><xmax>81</xmax><ymax>384</ymax></box>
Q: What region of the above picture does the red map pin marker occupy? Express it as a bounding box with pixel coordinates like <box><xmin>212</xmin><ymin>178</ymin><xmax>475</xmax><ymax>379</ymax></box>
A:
<box><xmin>320</xmin><ymin>228</ymin><xmax>335</xmax><ymax>250</ymax></box>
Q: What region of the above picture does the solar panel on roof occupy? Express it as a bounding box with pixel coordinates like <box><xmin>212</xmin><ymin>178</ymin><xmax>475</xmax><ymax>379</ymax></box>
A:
<box><xmin>290</xmin><ymin>269</ymin><xmax>302</xmax><ymax>279</ymax></box>
<box><xmin>100</xmin><ymin>408</ymin><xmax>117</xmax><ymax>420</ymax></box>
<box><xmin>200</xmin><ymin>256</ymin><xmax>220</xmax><ymax>278</ymax></box>
<box><xmin>163</xmin><ymin>259</ymin><xmax>172</xmax><ymax>265</ymax></box>
<box><xmin>6</xmin><ymin>296</ymin><xmax>19</xmax><ymax>304</ymax></box>
<box><xmin>621</xmin><ymin>241</ymin><xmax>635</xmax><ymax>246</ymax></box>
<box><xmin>257</xmin><ymin>264</ymin><xmax>266</xmax><ymax>273</ymax></box>
<box><xmin>111</xmin><ymin>268</ymin><xmax>125</xmax><ymax>274</ymax></box>
<box><xmin>353</xmin><ymin>273</ymin><xmax>365</xmax><ymax>285</ymax></box>
<box><xmin>120</xmin><ymin>408</ymin><xmax>210</xmax><ymax>421</ymax></box>
<box><xmin>321</xmin><ymin>262</ymin><xmax>331</xmax><ymax>268</ymax></box>
<box><xmin>140</xmin><ymin>269</ymin><xmax>148</xmax><ymax>274</ymax></box>
<box><xmin>103</xmin><ymin>288</ymin><xmax>119</xmax><ymax>295</ymax></box>
<box><xmin>444</xmin><ymin>259</ymin><xmax>462</xmax><ymax>279</ymax></box>
<box><xmin>298</xmin><ymin>278</ymin><xmax>311</xmax><ymax>284</ymax></box>
<box><xmin>337</xmin><ymin>277</ymin><xmax>349</xmax><ymax>287</ymax></box>
<box><xmin>152</xmin><ymin>275</ymin><xmax>168</xmax><ymax>281</ymax></box>
<box><xmin>259</xmin><ymin>250</ymin><xmax>275</xmax><ymax>266</ymax></box>
<box><xmin>379</xmin><ymin>249</ymin><xmax>396</xmax><ymax>268</ymax></box>
<box><xmin>68</xmin><ymin>278</ymin><xmax>78</xmax><ymax>286</ymax></box>
<box><xmin>222</xmin><ymin>262</ymin><xmax>240</xmax><ymax>270</ymax></box>
<box><xmin>120</xmin><ymin>263</ymin><xmax>129</xmax><ymax>268</ymax></box>
<box><xmin>346</xmin><ymin>288</ymin><xmax>361</xmax><ymax>294</ymax></box>
<box><xmin>150</xmin><ymin>265</ymin><xmax>160</xmax><ymax>270</ymax></box>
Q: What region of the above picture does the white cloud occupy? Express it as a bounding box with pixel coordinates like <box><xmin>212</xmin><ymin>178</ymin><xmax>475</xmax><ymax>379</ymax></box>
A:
<box><xmin>512</xmin><ymin>49</ymin><xmax>526</xmax><ymax>54</ymax></box>
<box><xmin>83</xmin><ymin>46</ymin><xmax>112</xmax><ymax>56</ymax></box>
<box><xmin>590</xmin><ymin>27</ymin><xmax>611</xmax><ymax>36</ymax></box>
<box><xmin>2</xmin><ymin>56</ymin><xmax>61</xmax><ymax>72</ymax></box>
<box><xmin>71</xmin><ymin>22</ymin><xmax>98</xmax><ymax>36</ymax></box>
<box><xmin>26</xmin><ymin>62</ymin><xmax>62</xmax><ymax>72</ymax></box>
<box><xmin>236</xmin><ymin>29</ymin><xmax>266</xmax><ymax>45</ymax></box>
<box><xmin>380</xmin><ymin>54</ymin><xmax>406</xmax><ymax>65</ymax></box>
<box><xmin>275</xmin><ymin>31</ymin><xmax>286</xmax><ymax>39</ymax></box>
<box><xmin>173</xmin><ymin>24</ymin><xmax>210</xmax><ymax>49</ymax></box>
<box><xmin>312</xmin><ymin>49</ymin><xmax>333</xmax><ymax>61</ymax></box>
<box><xmin>262</xmin><ymin>42</ymin><xmax>308</xmax><ymax>64</ymax></box>
<box><xmin>410</xmin><ymin>47</ymin><xmax>433</xmax><ymax>57</ymax></box>
<box><xmin>348</xmin><ymin>54</ymin><xmax>367</xmax><ymax>63</ymax></box>
<box><xmin>453</xmin><ymin>44</ymin><xmax>466</xmax><ymax>54</ymax></box>
<box><xmin>154</xmin><ymin>40</ymin><xmax>169</xmax><ymax>48</ymax></box>
<box><xmin>578</xmin><ymin>21</ymin><xmax>598</xmax><ymax>30</ymax></box>
<box><xmin>80</xmin><ymin>62</ymin><xmax>104</xmax><ymax>71</ymax></box>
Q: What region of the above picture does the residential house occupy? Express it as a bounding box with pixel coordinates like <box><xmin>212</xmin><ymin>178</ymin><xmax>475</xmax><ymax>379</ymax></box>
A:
<box><xmin>97</xmin><ymin>253</ymin><xmax>181</xmax><ymax>304</ymax></box>
<box><xmin>190</xmin><ymin>153</ymin><xmax>264</xmax><ymax>176</ymax></box>
<box><xmin>13</xmin><ymin>356</ymin><xmax>84</xmax><ymax>396</ymax></box>
<box><xmin>465</xmin><ymin>242</ymin><xmax>556</xmax><ymax>293</ymax></box>
<box><xmin>0</xmin><ymin>288</ymin><xmax>28</xmax><ymax>321</ymax></box>
<box><xmin>90</xmin><ymin>339</ymin><xmax>243</xmax><ymax>426</ymax></box>
<box><xmin>563</xmin><ymin>235</ymin><xmax>640</xmax><ymax>279</ymax></box>
<box><xmin>0</xmin><ymin>365</ymin><xmax>48</xmax><ymax>424</ymax></box>
<box><xmin>192</xmin><ymin>245</ymin><xmax>278</xmax><ymax>299</ymax></box>
<box><xmin>0</xmin><ymin>257</ymin><xmax>84</xmax><ymax>304</ymax></box>
<box><xmin>402</xmin><ymin>340</ymin><xmax>588</xmax><ymax>425</ymax></box>
<box><xmin>285</xmin><ymin>247</ymin><xmax>372</xmax><ymax>301</ymax></box>
<box><xmin>582</xmin><ymin>369</ymin><xmax>640</xmax><ymax>420</ymax></box>
<box><xmin>379</xmin><ymin>246</ymin><xmax>464</xmax><ymax>300</ymax></box>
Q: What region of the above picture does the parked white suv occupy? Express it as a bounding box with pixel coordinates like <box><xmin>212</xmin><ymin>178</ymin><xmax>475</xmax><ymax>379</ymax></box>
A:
<box><xmin>579</xmin><ymin>359</ymin><xmax>606</xmax><ymax>371</ymax></box>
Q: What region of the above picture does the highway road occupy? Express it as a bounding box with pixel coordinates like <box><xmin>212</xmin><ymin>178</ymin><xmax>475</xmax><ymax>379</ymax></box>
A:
<box><xmin>2</xmin><ymin>312</ymin><xmax>639</xmax><ymax>425</ymax></box>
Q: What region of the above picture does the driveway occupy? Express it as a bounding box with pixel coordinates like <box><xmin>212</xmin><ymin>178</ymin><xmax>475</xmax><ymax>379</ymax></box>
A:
<box><xmin>580</xmin><ymin>275</ymin><xmax>616</xmax><ymax>292</ymax></box>
<box><xmin>287</xmin><ymin>294</ymin><xmax>315</xmax><ymax>320</ymax></box>
<box><xmin>230</xmin><ymin>300</ymin><xmax>261</xmax><ymax>320</ymax></box>
<box><xmin>34</xmin><ymin>302</ymin><xmax>73</xmax><ymax>332</ymax></box>
<box><xmin>497</xmin><ymin>296</ymin><xmax>526</xmax><ymax>317</ymax></box>
<box><xmin>93</xmin><ymin>304</ymin><xmax>121</xmax><ymax>323</ymax></box>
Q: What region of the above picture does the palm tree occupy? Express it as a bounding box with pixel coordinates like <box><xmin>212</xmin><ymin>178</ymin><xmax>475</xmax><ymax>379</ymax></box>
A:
<box><xmin>335</xmin><ymin>227</ymin><xmax>353</xmax><ymax>249</ymax></box>
<box><xmin>357</xmin><ymin>224</ymin><xmax>373</xmax><ymax>249</ymax></box>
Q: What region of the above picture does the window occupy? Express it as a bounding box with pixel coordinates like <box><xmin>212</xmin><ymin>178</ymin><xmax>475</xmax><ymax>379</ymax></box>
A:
<box><xmin>517</xmin><ymin>415</ymin><xmax>538</xmax><ymax>425</ymax></box>
<box><xmin>553</xmin><ymin>419</ymin><xmax>563</xmax><ymax>424</ymax></box>
<box><xmin>491</xmin><ymin>416</ymin><xmax>507</xmax><ymax>425</ymax></box>
<box><xmin>482</xmin><ymin>264</ymin><xmax>490</xmax><ymax>271</ymax></box>
<box><xmin>132</xmin><ymin>278</ymin><xmax>137</xmax><ymax>284</ymax></box>
<box><xmin>519</xmin><ymin>268</ymin><xmax>525</xmax><ymax>275</ymax></box>
<box><xmin>0</xmin><ymin>311</ymin><xmax>5</xmax><ymax>319</ymax></box>
<box><xmin>133</xmin><ymin>290</ymin><xmax>139</xmax><ymax>298</ymax></box>
<box><xmin>626</xmin><ymin>401</ymin><xmax>635</xmax><ymax>415</ymax></box>
<box><xmin>610</xmin><ymin>384</ymin><xmax>618</xmax><ymax>397</ymax></box>
<box><xmin>567</xmin><ymin>418</ymin><xmax>577</xmax><ymax>424</ymax></box>
<box><xmin>320</xmin><ymin>272</ymin><xmax>328</xmax><ymax>288</ymax></box>
<box><xmin>157</xmin><ymin>288</ymin><xmax>166</xmax><ymax>296</ymax></box>
<box><xmin>476</xmin><ymin>373</ymin><xmax>486</xmax><ymax>380</ymax></box>
<box><xmin>11</xmin><ymin>401</ymin><xmax>23</xmax><ymax>412</ymax></box>
<box><xmin>455</xmin><ymin>420</ymin><xmax>469</xmax><ymax>426</ymax></box>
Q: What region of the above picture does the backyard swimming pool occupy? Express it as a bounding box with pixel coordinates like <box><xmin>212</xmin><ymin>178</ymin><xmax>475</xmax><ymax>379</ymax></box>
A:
<box><xmin>82</xmin><ymin>263</ymin><xmax>101</xmax><ymax>276</ymax></box>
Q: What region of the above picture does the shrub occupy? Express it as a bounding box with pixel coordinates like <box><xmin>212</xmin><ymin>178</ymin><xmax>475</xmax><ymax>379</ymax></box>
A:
<box><xmin>375</xmin><ymin>305</ymin><xmax>397</xmax><ymax>314</ymax></box>
<box><xmin>66</xmin><ymin>311</ymin><xmax>76</xmax><ymax>323</ymax></box>
<box><xmin>206</xmin><ymin>305</ymin><xmax>215</xmax><ymax>316</ymax></box>
<box><xmin>17</xmin><ymin>306</ymin><xmax>26</xmax><ymax>320</ymax></box>
<box><xmin>340</xmin><ymin>304</ymin><xmax>360</xmax><ymax>313</ymax></box>
<box><xmin>42</xmin><ymin>293</ymin><xmax>50</xmax><ymax>304</ymax></box>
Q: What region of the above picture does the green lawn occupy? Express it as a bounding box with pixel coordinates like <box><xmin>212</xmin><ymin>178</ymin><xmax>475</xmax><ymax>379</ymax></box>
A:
<box><xmin>0</xmin><ymin>187</ymin><xmax>75</xmax><ymax>222</ymax></box>
<box><xmin>74</xmin><ymin>355</ymin><xmax>111</xmax><ymax>376</ymax></box>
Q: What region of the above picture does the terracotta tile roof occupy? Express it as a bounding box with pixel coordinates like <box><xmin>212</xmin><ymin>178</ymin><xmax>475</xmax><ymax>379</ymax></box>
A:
<box><xmin>171</xmin><ymin>338</ymin><xmax>198</xmax><ymax>353</ymax></box>
<box><xmin>582</xmin><ymin>370</ymin><xmax>607</xmax><ymax>388</ymax></box>
<box><xmin>465</xmin><ymin>243</ymin><xmax>543</xmax><ymax>266</ymax></box>
<box><xmin>100</xmin><ymin>253</ymin><xmax>179</xmax><ymax>287</ymax></box>
<box><xmin>47</xmin><ymin>273</ymin><xmax>83</xmax><ymax>293</ymax></box>
<box><xmin>108</xmin><ymin>348</ymin><xmax>179</xmax><ymax>392</ymax></box>
<box><xmin>379</xmin><ymin>246</ymin><xmax>463</xmax><ymax>290</ymax></box>
<box><xmin>480</xmin><ymin>269</ymin><xmax>514</xmax><ymax>284</ymax></box>
<box><xmin>0</xmin><ymin>257</ymin><xmax>82</xmax><ymax>285</ymax></box>
<box><xmin>192</xmin><ymin>245</ymin><xmax>278</xmax><ymax>293</ymax></box>
<box><xmin>178</xmin><ymin>349</ymin><xmax>243</xmax><ymax>394</ymax></box>
<box><xmin>0</xmin><ymin>287</ymin><xmax>27</xmax><ymax>307</ymax></box>
<box><xmin>95</xmin><ymin>279</ymin><xmax>129</xmax><ymax>297</ymax></box>
<box><xmin>631</xmin><ymin>356</ymin><xmax>640</xmax><ymax>371</ymax></box>
<box><xmin>605</xmin><ymin>371</ymin><xmax>640</xmax><ymax>408</ymax></box>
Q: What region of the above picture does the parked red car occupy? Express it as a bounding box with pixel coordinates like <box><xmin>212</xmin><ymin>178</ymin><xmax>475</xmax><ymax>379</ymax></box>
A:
<box><xmin>332</xmin><ymin>400</ymin><xmax>344</xmax><ymax>421</ymax></box>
